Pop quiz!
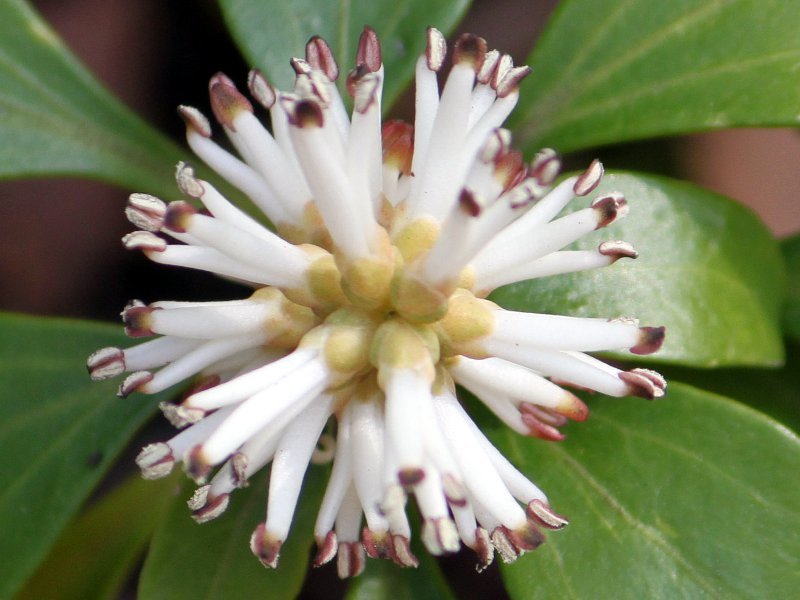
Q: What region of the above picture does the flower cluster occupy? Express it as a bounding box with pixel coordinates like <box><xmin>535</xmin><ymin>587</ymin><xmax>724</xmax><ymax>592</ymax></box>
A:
<box><xmin>88</xmin><ymin>27</ymin><xmax>665</xmax><ymax>577</ymax></box>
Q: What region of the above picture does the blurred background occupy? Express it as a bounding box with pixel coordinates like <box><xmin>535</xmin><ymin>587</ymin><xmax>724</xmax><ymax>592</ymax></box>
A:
<box><xmin>1</xmin><ymin>0</ymin><xmax>797</xmax><ymax>321</ymax></box>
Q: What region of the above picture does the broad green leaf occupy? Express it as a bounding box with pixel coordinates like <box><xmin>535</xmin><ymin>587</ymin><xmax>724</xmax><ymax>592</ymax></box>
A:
<box><xmin>491</xmin><ymin>383</ymin><xmax>800</xmax><ymax>599</ymax></box>
<box><xmin>513</xmin><ymin>0</ymin><xmax>800</xmax><ymax>152</ymax></box>
<box><xmin>658</xmin><ymin>341</ymin><xmax>800</xmax><ymax>434</ymax></box>
<box><xmin>139</xmin><ymin>465</ymin><xmax>326</xmax><ymax>599</ymax></box>
<box><xmin>491</xmin><ymin>172</ymin><xmax>785</xmax><ymax>367</ymax></box>
<box><xmin>782</xmin><ymin>235</ymin><xmax>800</xmax><ymax>341</ymax></box>
<box><xmin>15</xmin><ymin>474</ymin><xmax>177</xmax><ymax>600</ymax></box>
<box><xmin>0</xmin><ymin>0</ymin><xmax>182</xmax><ymax>195</ymax></box>
<box><xmin>218</xmin><ymin>0</ymin><xmax>471</xmax><ymax>110</ymax></box>
<box><xmin>0</xmin><ymin>313</ymin><xmax>162</xmax><ymax>599</ymax></box>
<box><xmin>345</xmin><ymin>538</ymin><xmax>455</xmax><ymax>600</ymax></box>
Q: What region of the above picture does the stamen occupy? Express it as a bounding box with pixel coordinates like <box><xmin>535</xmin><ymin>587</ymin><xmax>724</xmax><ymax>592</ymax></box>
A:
<box><xmin>306</xmin><ymin>35</ymin><xmax>339</xmax><ymax>81</ymax></box>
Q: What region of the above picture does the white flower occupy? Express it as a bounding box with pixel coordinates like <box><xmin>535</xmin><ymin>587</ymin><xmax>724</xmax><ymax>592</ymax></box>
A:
<box><xmin>87</xmin><ymin>27</ymin><xmax>665</xmax><ymax>577</ymax></box>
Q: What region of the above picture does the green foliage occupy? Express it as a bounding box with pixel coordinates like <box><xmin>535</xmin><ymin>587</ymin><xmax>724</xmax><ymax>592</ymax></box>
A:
<box><xmin>219</xmin><ymin>0</ymin><xmax>471</xmax><ymax>109</ymax></box>
<box><xmin>0</xmin><ymin>315</ymin><xmax>162</xmax><ymax>599</ymax></box>
<box><xmin>492</xmin><ymin>173</ymin><xmax>786</xmax><ymax>367</ymax></box>
<box><xmin>493</xmin><ymin>383</ymin><xmax>800</xmax><ymax>599</ymax></box>
<box><xmin>0</xmin><ymin>0</ymin><xmax>182</xmax><ymax>196</ymax></box>
<box><xmin>782</xmin><ymin>235</ymin><xmax>800</xmax><ymax>342</ymax></box>
<box><xmin>512</xmin><ymin>0</ymin><xmax>800</xmax><ymax>152</ymax></box>
<box><xmin>138</xmin><ymin>468</ymin><xmax>325</xmax><ymax>599</ymax></box>
<box><xmin>15</xmin><ymin>475</ymin><xmax>177</xmax><ymax>600</ymax></box>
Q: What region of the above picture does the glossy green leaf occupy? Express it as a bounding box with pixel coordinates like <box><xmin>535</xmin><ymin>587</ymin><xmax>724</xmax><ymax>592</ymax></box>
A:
<box><xmin>15</xmin><ymin>474</ymin><xmax>177</xmax><ymax>600</ymax></box>
<box><xmin>139</xmin><ymin>465</ymin><xmax>326</xmax><ymax>599</ymax></box>
<box><xmin>658</xmin><ymin>342</ymin><xmax>800</xmax><ymax>435</ymax></box>
<box><xmin>218</xmin><ymin>0</ymin><xmax>471</xmax><ymax>110</ymax></box>
<box><xmin>513</xmin><ymin>0</ymin><xmax>800</xmax><ymax>152</ymax></box>
<box><xmin>0</xmin><ymin>313</ymin><xmax>162</xmax><ymax>599</ymax></box>
<box><xmin>490</xmin><ymin>383</ymin><xmax>800</xmax><ymax>599</ymax></box>
<box><xmin>782</xmin><ymin>235</ymin><xmax>800</xmax><ymax>342</ymax></box>
<box><xmin>345</xmin><ymin>539</ymin><xmax>455</xmax><ymax>600</ymax></box>
<box><xmin>491</xmin><ymin>172</ymin><xmax>785</xmax><ymax>367</ymax></box>
<box><xmin>0</xmin><ymin>0</ymin><xmax>182</xmax><ymax>195</ymax></box>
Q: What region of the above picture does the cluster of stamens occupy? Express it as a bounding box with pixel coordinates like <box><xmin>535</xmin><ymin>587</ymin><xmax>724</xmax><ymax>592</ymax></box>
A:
<box><xmin>88</xmin><ymin>27</ymin><xmax>665</xmax><ymax>577</ymax></box>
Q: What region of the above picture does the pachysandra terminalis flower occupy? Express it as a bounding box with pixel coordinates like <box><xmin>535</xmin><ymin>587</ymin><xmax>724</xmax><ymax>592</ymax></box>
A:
<box><xmin>88</xmin><ymin>27</ymin><xmax>666</xmax><ymax>576</ymax></box>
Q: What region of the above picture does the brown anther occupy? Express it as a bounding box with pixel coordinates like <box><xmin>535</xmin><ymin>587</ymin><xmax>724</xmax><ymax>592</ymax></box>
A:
<box><xmin>177</xmin><ymin>105</ymin><xmax>212</xmax><ymax>137</ymax></box>
<box><xmin>426</xmin><ymin>27</ymin><xmax>447</xmax><ymax>71</ymax></box>
<box><xmin>87</xmin><ymin>347</ymin><xmax>125</xmax><ymax>381</ymax></box>
<box><xmin>506</xmin><ymin>522</ymin><xmax>546</xmax><ymax>551</ymax></box>
<box><xmin>288</xmin><ymin>99</ymin><xmax>324</xmax><ymax>128</ymax></box>
<box><xmin>520</xmin><ymin>403</ymin><xmax>569</xmax><ymax>427</ymax></box>
<box><xmin>490</xmin><ymin>527</ymin><xmax>520</xmax><ymax>563</ymax></box>
<box><xmin>631</xmin><ymin>326</ymin><xmax>666</xmax><ymax>355</ymax></box>
<box><xmin>459</xmin><ymin>188</ymin><xmax>482</xmax><ymax>217</ymax></box>
<box><xmin>117</xmin><ymin>371</ymin><xmax>153</xmax><ymax>398</ymax></box>
<box><xmin>250</xmin><ymin>523</ymin><xmax>283</xmax><ymax>569</ymax></box>
<box><xmin>496</xmin><ymin>65</ymin><xmax>532</xmax><ymax>98</ymax></box>
<box><xmin>159</xmin><ymin>401</ymin><xmax>206</xmax><ymax>428</ymax></box>
<box><xmin>390</xmin><ymin>534</ymin><xmax>419</xmax><ymax>567</ymax></box>
<box><xmin>122</xmin><ymin>231</ymin><xmax>166</xmax><ymax>253</ymax></box>
<box><xmin>127</xmin><ymin>193</ymin><xmax>166</xmax><ymax>231</ymax></box>
<box><xmin>559</xmin><ymin>393</ymin><xmax>590</xmax><ymax>422</ymax></box>
<box><xmin>619</xmin><ymin>369</ymin><xmax>666</xmax><ymax>400</ymax></box>
<box><xmin>337</xmin><ymin>541</ymin><xmax>366</xmax><ymax>578</ymax></box>
<box><xmin>305</xmin><ymin>35</ymin><xmax>338</xmax><ymax>80</ymax></box>
<box><xmin>382</xmin><ymin>120</ymin><xmax>414</xmax><ymax>175</ymax></box>
<box><xmin>527</xmin><ymin>499</ymin><xmax>569</xmax><ymax>530</ymax></box>
<box><xmin>530</xmin><ymin>148</ymin><xmax>561</xmax><ymax>186</ymax></box>
<box><xmin>135</xmin><ymin>442</ymin><xmax>175</xmax><ymax>480</ymax></box>
<box><xmin>230</xmin><ymin>452</ymin><xmax>249</xmax><ymax>488</ymax></box>
<box><xmin>362</xmin><ymin>527</ymin><xmax>392</xmax><ymax>559</ymax></box>
<box><xmin>290</xmin><ymin>57</ymin><xmax>312</xmax><ymax>75</ymax></box>
<box><xmin>356</xmin><ymin>26</ymin><xmax>382</xmax><ymax>72</ymax></box>
<box><xmin>191</xmin><ymin>490</ymin><xmax>230</xmax><ymax>524</ymax></box>
<box><xmin>209</xmin><ymin>72</ymin><xmax>235</xmax><ymax>88</ymax></box>
<box><xmin>421</xmin><ymin>517</ymin><xmax>460</xmax><ymax>555</ymax></box>
<box><xmin>521</xmin><ymin>411</ymin><xmax>566</xmax><ymax>441</ymax></box>
<box><xmin>477</xmin><ymin>49</ymin><xmax>501</xmax><ymax>85</ymax></box>
<box><xmin>591</xmin><ymin>195</ymin><xmax>621</xmax><ymax>229</ymax></box>
<box><xmin>442</xmin><ymin>473</ymin><xmax>467</xmax><ymax>506</ymax></box>
<box><xmin>398</xmin><ymin>467</ymin><xmax>426</xmax><ymax>487</ymax></box>
<box><xmin>491</xmin><ymin>54</ymin><xmax>514</xmax><ymax>90</ymax></box>
<box><xmin>184</xmin><ymin>444</ymin><xmax>212</xmax><ymax>483</ymax></box>
<box><xmin>122</xmin><ymin>304</ymin><xmax>155</xmax><ymax>337</ymax></box>
<box><xmin>175</xmin><ymin>162</ymin><xmax>204</xmax><ymax>199</ymax></box>
<box><xmin>209</xmin><ymin>76</ymin><xmax>253</xmax><ymax>130</ymax></box>
<box><xmin>478</xmin><ymin>128</ymin><xmax>509</xmax><ymax>162</ymax></box>
<box><xmin>163</xmin><ymin>201</ymin><xmax>196</xmax><ymax>233</ymax></box>
<box><xmin>453</xmin><ymin>33</ymin><xmax>487</xmax><ymax>71</ymax></box>
<box><xmin>495</xmin><ymin>150</ymin><xmax>525</xmax><ymax>191</ymax></box>
<box><xmin>473</xmin><ymin>527</ymin><xmax>495</xmax><ymax>572</ymax></box>
<box><xmin>246</xmin><ymin>69</ymin><xmax>276</xmax><ymax>109</ymax></box>
<box><xmin>313</xmin><ymin>531</ymin><xmax>338</xmax><ymax>567</ymax></box>
<box><xmin>574</xmin><ymin>159</ymin><xmax>604</xmax><ymax>196</ymax></box>
<box><xmin>186</xmin><ymin>484</ymin><xmax>209</xmax><ymax>511</ymax></box>
<box><xmin>599</xmin><ymin>240</ymin><xmax>638</xmax><ymax>260</ymax></box>
<box><xmin>630</xmin><ymin>368</ymin><xmax>667</xmax><ymax>391</ymax></box>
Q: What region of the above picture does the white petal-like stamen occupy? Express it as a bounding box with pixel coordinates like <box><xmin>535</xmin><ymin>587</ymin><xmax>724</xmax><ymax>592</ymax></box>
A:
<box><xmin>141</xmin><ymin>333</ymin><xmax>267</xmax><ymax>394</ymax></box>
<box><xmin>434</xmin><ymin>391</ymin><xmax>527</xmax><ymax>529</ymax></box>
<box><xmin>183</xmin><ymin>121</ymin><xmax>291</xmax><ymax>226</ymax></box>
<box><xmin>264</xmin><ymin>394</ymin><xmax>333</xmax><ymax>540</ymax></box>
<box><xmin>91</xmin><ymin>27</ymin><xmax>664</xmax><ymax>575</ymax></box>
<box><xmin>348</xmin><ymin>396</ymin><xmax>390</xmax><ymax>533</ymax></box>
<box><xmin>122</xmin><ymin>336</ymin><xmax>203</xmax><ymax>372</ymax></box>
